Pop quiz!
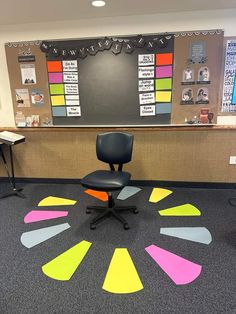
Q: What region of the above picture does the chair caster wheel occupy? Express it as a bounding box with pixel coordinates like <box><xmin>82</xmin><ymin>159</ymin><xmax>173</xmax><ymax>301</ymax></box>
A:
<box><xmin>133</xmin><ymin>209</ymin><xmax>138</xmax><ymax>214</ymax></box>
<box><xmin>90</xmin><ymin>224</ymin><xmax>96</xmax><ymax>230</ymax></box>
<box><xmin>86</xmin><ymin>209</ymin><xmax>91</xmax><ymax>214</ymax></box>
<box><xmin>123</xmin><ymin>223</ymin><xmax>130</xmax><ymax>230</ymax></box>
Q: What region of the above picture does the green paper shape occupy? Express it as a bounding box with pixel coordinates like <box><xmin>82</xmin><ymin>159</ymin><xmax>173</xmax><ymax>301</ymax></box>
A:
<box><xmin>42</xmin><ymin>240</ymin><xmax>92</xmax><ymax>281</ymax></box>
<box><xmin>159</xmin><ymin>204</ymin><xmax>201</xmax><ymax>216</ymax></box>
<box><xmin>50</xmin><ymin>84</ymin><xmax>64</xmax><ymax>95</ymax></box>
<box><xmin>155</xmin><ymin>78</ymin><xmax>172</xmax><ymax>90</ymax></box>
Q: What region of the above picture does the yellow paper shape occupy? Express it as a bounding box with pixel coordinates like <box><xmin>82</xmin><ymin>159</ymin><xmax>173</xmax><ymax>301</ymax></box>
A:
<box><xmin>156</xmin><ymin>91</ymin><xmax>172</xmax><ymax>102</ymax></box>
<box><xmin>149</xmin><ymin>188</ymin><xmax>173</xmax><ymax>203</ymax></box>
<box><xmin>42</xmin><ymin>240</ymin><xmax>92</xmax><ymax>281</ymax></box>
<box><xmin>102</xmin><ymin>248</ymin><xmax>143</xmax><ymax>294</ymax></box>
<box><xmin>51</xmin><ymin>95</ymin><xmax>65</xmax><ymax>106</ymax></box>
<box><xmin>159</xmin><ymin>204</ymin><xmax>201</xmax><ymax>216</ymax></box>
<box><xmin>38</xmin><ymin>196</ymin><xmax>77</xmax><ymax>206</ymax></box>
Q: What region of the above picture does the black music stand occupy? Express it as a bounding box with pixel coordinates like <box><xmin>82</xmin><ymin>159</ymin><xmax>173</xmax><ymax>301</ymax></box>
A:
<box><xmin>0</xmin><ymin>137</ymin><xmax>25</xmax><ymax>199</ymax></box>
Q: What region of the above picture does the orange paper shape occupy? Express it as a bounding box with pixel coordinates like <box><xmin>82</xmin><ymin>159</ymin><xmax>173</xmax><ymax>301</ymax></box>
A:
<box><xmin>156</xmin><ymin>53</ymin><xmax>173</xmax><ymax>66</ymax></box>
<box><xmin>47</xmin><ymin>61</ymin><xmax>62</xmax><ymax>72</ymax></box>
<box><xmin>84</xmin><ymin>189</ymin><xmax>108</xmax><ymax>201</ymax></box>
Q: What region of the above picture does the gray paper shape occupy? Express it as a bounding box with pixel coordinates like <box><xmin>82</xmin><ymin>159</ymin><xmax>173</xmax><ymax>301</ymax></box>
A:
<box><xmin>160</xmin><ymin>227</ymin><xmax>212</xmax><ymax>245</ymax></box>
<box><xmin>21</xmin><ymin>223</ymin><xmax>71</xmax><ymax>248</ymax></box>
<box><xmin>117</xmin><ymin>186</ymin><xmax>141</xmax><ymax>200</ymax></box>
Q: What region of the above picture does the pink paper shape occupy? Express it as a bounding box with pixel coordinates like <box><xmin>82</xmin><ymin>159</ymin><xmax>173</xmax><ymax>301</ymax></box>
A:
<box><xmin>145</xmin><ymin>244</ymin><xmax>202</xmax><ymax>285</ymax></box>
<box><xmin>24</xmin><ymin>210</ymin><xmax>68</xmax><ymax>223</ymax></box>
<box><xmin>48</xmin><ymin>73</ymin><xmax>63</xmax><ymax>83</ymax></box>
<box><xmin>156</xmin><ymin>66</ymin><xmax>172</xmax><ymax>78</ymax></box>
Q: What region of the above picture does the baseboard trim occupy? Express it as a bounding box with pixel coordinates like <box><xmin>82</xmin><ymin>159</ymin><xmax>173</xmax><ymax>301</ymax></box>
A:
<box><xmin>0</xmin><ymin>177</ymin><xmax>235</xmax><ymax>189</ymax></box>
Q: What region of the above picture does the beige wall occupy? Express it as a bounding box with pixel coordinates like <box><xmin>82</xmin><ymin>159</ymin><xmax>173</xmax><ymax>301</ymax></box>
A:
<box><xmin>0</xmin><ymin>127</ymin><xmax>236</xmax><ymax>183</ymax></box>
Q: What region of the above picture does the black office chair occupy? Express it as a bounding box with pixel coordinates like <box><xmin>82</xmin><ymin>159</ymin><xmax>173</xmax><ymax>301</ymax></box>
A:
<box><xmin>81</xmin><ymin>132</ymin><xmax>138</xmax><ymax>230</ymax></box>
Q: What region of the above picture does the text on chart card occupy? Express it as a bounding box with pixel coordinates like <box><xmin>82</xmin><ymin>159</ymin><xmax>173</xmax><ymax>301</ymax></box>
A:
<box><xmin>63</xmin><ymin>72</ymin><xmax>78</xmax><ymax>83</ymax></box>
<box><xmin>139</xmin><ymin>92</ymin><xmax>155</xmax><ymax>105</ymax></box>
<box><xmin>66</xmin><ymin>106</ymin><xmax>81</xmax><ymax>116</ymax></box>
<box><xmin>139</xmin><ymin>80</ymin><xmax>155</xmax><ymax>92</ymax></box>
<box><xmin>64</xmin><ymin>84</ymin><xmax>79</xmax><ymax>94</ymax></box>
<box><xmin>62</xmin><ymin>60</ymin><xmax>78</xmax><ymax>72</ymax></box>
<box><xmin>138</xmin><ymin>66</ymin><xmax>155</xmax><ymax>78</ymax></box>
<box><xmin>138</xmin><ymin>54</ymin><xmax>155</xmax><ymax>66</ymax></box>
<box><xmin>140</xmin><ymin>105</ymin><xmax>156</xmax><ymax>116</ymax></box>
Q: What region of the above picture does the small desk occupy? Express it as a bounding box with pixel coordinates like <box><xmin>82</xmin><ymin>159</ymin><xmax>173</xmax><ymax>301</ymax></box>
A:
<box><xmin>0</xmin><ymin>141</ymin><xmax>25</xmax><ymax>199</ymax></box>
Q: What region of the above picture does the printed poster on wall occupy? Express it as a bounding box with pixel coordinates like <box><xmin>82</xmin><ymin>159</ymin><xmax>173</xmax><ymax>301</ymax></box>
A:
<box><xmin>221</xmin><ymin>40</ymin><xmax>236</xmax><ymax>112</ymax></box>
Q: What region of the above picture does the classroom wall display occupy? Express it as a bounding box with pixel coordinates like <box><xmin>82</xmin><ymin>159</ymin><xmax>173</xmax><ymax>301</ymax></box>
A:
<box><xmin>171</xmin><ymin>31</ymin><xmax>223</xmax><ymax>124</ymax></box>
<box><xmin>5</xmin><ymin>30</ymin><xmax>223</xmax><ymax>127</ymax></box>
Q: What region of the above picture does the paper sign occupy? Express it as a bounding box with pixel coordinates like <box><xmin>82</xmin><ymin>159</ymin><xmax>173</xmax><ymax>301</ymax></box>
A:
<box><xmin>62</xmin><ymin>60</ymin><xmax>78</xmax><ymax>71</ymax></box>
<box><xmin>31</xmin><ymin>89</ymin><xmax>44</xmax><ymax>107</ymax></box>
<box><xmin>20</xmin><ymin>64</ymin><xmax>36</xmax><ymax>84</ymax></box>
<box><xmin>15</xmin><ymin>89</ymin><xmax>30</xmax><ymax>107</ymax></box>
<box><xmin>156</xmin><ymin>91</ymin><xmax>172</xmax><ymax>102</ymax></box>
<box><xmin>66</xmin><ymin>106</ymin><xmax>81</xmax><ymax>116</ymax></box>
<box><xmin>65</xmin><ymin>95</ymin><xmax>80</xmax><ymax>106</ymax></box>
<box><xmin>66</xmin><ymin>99</ymin><xmax>80</xmax><ymax>106</ymax></box>
<box><xmin>139</xmin><ymin>92</ymin><xmax>155</xmax><ymax>104</ymax></box>
<box><xmin>138</xmin><ymin>54</ymin><xmax>155</xmax><ymax>66</ymax></box>
<box><xmin>140</xmin><ymin>105</ymin><xmax>155</xmax><ymax>116</ymax></box>
<box><xmin>65</xmin><ymin>95</ymin><xmax>79</xmax><ymax>101</ymax></box>
<box><xmin>138</xmin><ymin>80</ymin><xmax>154</xmax><ymax>92</ymax></box>
<box><xmin>64</xmin><ymin>84</ymin><xmax>79</xmax><ymax>94</ymax></box>
<box><xmin>63</xmin><ymin>72</ymin><xmax>78</xmax><ymax>83</ymax></box>
<box><xmin>138</xmin><ymin>66</ymin><xmax>155</xmax><ymax>78</ymax></box>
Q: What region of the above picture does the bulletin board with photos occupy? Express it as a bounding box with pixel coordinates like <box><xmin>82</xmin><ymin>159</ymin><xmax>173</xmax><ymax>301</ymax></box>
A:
<box><xmin>5</xmin><ymin>29</ymin><xmax>226</xmax><ymax>127</ymax></box>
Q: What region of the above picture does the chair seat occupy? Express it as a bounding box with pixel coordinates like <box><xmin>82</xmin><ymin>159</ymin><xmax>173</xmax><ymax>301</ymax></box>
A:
<box><xmin>81</xmin><ymin>170</ymin><xmax>131</xmax><ymax>191</ymax></box>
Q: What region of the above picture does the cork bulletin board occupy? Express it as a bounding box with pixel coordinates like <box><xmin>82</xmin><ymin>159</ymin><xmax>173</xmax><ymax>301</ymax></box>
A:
<box><xmin>5</xmin><ymin>29</ymin><xmax>224</xmax><ymax>127</ymax></box>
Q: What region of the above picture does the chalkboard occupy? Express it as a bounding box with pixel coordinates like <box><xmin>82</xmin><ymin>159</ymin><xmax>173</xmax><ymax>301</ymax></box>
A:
<box><xmin>45</xmin><ymin>35</ymin><xmax>174</xmax><ymax>126</ymax></box>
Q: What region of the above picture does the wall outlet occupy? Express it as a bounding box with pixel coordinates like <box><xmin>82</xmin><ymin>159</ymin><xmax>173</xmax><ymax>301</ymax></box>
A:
<box><xmin>229</xmin><ymin>156</ymin><xmax>236</xmax><ymax>164</ymax></box>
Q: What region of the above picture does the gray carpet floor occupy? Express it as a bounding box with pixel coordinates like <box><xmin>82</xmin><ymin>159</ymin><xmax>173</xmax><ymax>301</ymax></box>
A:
<box><xmin>0</xmin><ymin>182</ymin><xmax>235</xmax><ymax>314</ymax></box>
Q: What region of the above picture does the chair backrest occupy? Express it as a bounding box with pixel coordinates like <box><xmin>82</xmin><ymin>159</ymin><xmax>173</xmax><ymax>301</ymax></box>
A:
<box><xmin>96</xmin><ymin>132</ymin><xmax>133</xmax><ymax>167</ymax></box>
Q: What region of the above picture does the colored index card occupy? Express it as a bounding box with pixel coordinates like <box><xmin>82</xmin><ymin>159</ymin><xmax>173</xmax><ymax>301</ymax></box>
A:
<box><xmin>156</xmin><ymin>53</ymin><xmax>173</xmax><ymax>66</ymax></box>
<box><xmin>145</xmin><ymin>245</ymin><xmax>202</xmax><ymax>285</ymax></box>
<box><xmin>156</xmin><ymin>66</ymin><xmax>172</xmax><ymax>78</ymax></box>
<box><xmin>51</xmin><ymin>95</ymin><xmax>65</xmax><ymax>106</ymax></box>
<box><xmin>38</xmin><ymin>196</ymin><xmax>76</xmax><ymax>206</ymax></box>
<box><xmin>156</xmin><ymin>91</ymin><xmax>172</xmax><ymax>103</ymax></box>
<box><xmin>158</xmin><ymin>204</ymin><xmax>201</xmax><ymax>216</ymax></box>
<box><xmin>155</xmin><ymin>78</ymin><xmax>172</xmax><ymax>90</ymax></box>
<box><xmin>47</xmin><ymin>61</ymin><xmax>62</xmax><ymax>72</ymax></box>
<box><xmin>42</xmin><ymin>240</ymin><xmax>92</xmax><ymax>281</ymax></box>
<box><xmin>49</xmin><ymin>84</ymin><xmax>64</xmax><ymax>95</ymax></box>
<box><xmin>102</xmin><ymin>248</ymin><xmax>143</xmax><ymax>294</ymax></box>
<box><xmin>149</xmin><ymin>188</ymin><xmax>173</xmax><ymax>203</ymax></box>
<box><xmin>156</xmin><ymin>103</ymin><xmax>172</xmax><ymax>114</ymax></box>
<box><xmin>52</xmin><ymin>107</ymin><xmax>66</xmax><ymax>117</ymax></box>
<box><xmin>48</xmin><ymin>73</ymin><xmax>63</xmax><ymax>84</ymax></box>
